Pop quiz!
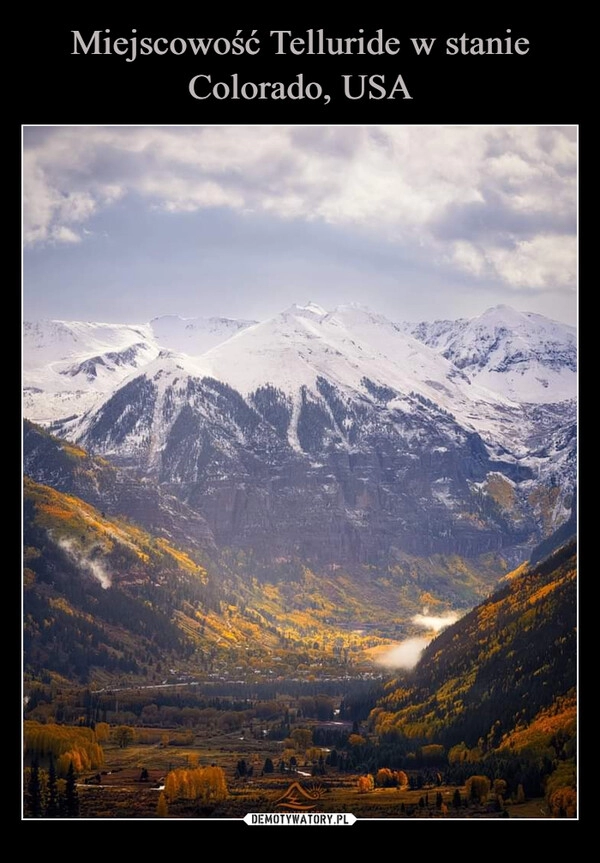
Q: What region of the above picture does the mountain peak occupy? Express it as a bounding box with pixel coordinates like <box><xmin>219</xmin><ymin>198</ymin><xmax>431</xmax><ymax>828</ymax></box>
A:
<box><xmin>286</xmin><ymin>302</ymin><xmax>328</xmax><ymax>319</ymax></box>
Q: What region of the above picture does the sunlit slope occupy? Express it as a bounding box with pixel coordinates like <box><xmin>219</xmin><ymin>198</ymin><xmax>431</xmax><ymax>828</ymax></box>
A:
<box><xmin>372</xmin><ymin>541</ymin><xmax>576</xmax><ymax>746</ymax></box>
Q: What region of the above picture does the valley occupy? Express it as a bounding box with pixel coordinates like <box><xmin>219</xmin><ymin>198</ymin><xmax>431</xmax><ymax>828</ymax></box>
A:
<box><xmin>22</xmin><ymin>302</ymin><xmax>577</xmax><ymax>819</ymax></box>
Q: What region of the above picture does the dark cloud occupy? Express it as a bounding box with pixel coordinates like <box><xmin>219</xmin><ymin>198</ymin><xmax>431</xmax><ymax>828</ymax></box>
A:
<box><xmin>431</xmin><ymin>188</ymin><xmax>576</xmax><ymax>242</ymax></box>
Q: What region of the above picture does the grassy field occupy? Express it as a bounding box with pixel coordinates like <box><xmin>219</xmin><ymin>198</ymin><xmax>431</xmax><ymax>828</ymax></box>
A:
<box><xmin>74</xmin><ymin>733</ymin><xmax>550</xmax><ymax>819</ymax></box>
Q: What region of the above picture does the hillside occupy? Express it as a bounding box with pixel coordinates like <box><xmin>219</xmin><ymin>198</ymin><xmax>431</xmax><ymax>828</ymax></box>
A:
<box><xmin>368</xmin><ymin>541</ymin><xmax>576</xmax><ymax>806</ymax></box>
<box><xmin>373</xmin><ymin>541</ymin><xmax>576</xmax><ymax>743</ymax></box>
<box><xmin>25</xmin><ymin>474</ymin><xmax>459</xmax><ymax>688</ymax></box>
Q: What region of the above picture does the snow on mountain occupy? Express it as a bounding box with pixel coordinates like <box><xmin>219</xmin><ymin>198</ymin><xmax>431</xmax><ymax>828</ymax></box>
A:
<box><xmin>23</xmin><ymin>319</ymin><xmax>158</xmax><ymax>370</ymax></box>
<box><xmin>193</xmin><ymin>302</ymin><xmax>527</xmax><ymax>454</ymax></box>
<box><xmin>22</xmin><ymin>315</ymin><xmax>255</xmax><ymax>423</ymax></box>
<box><xmin>23</xmin><ymin>320</ymin><xmax>161</xmax><ymax>423</ymax></box>
<box><xmin>400</xmin><ymin>305</ymin><xmax>576</xmax><ymax>404</ymax></box>
<box><xmin>149</xmin><ymin>315</ymin><xmax>256</xmax><ymax>354</ymax></box>
<box><xmin>24</xmin><ymin>304</ymin><xmax>576</xmax><ymax>459</ymax></box>
<box><xmin>41</xmin><ymin>302</ymin><xmax>575</xmax><ymax>564</ymax></box>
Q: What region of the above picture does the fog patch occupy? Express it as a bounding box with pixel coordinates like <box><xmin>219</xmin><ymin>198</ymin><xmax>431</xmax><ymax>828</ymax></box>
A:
<box><xmin>378</xmin><ymin>637</ymin><xmax>431</xmax><ymax>669</ymax></box>
<box><xmin>57</xmin><ymin>537</ymin><xmax>112</xmax><ymax>589</ymax></box>
<box><xmin>412</xmin><ymin>612</ymin><xmax>460</xmax><ymax>632</ymax></box>
<box><xmin>375</xmin><ymin>607</ymin><xmax>460</xmax><ymax>670</ymax></box>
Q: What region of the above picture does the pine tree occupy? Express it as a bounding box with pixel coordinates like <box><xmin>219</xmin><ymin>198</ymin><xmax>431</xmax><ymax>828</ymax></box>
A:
<box><xmin>26</xmin><ymin>759</ymin><xmax>43</xmax><ymax>817</ymax></box>
<box><xmin>65</xmin><ymin>761</ymin><xmax>79</xmax><ymax>816</ymax></box>
<box><xmin>46</xmin><ymin>754</ymin><xmax>59</xmax><ymax>817</ymax></box>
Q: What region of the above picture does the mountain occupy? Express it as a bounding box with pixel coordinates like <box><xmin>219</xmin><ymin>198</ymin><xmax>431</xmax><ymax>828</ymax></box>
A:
<box><xmin>149</xmin><ymin>314</ymin><xmax>256</xmax><ymax>354</ymax></box>
<box><xmin>40</xmin><ymin>303</ymin><xmax>574</xmax><ymax>568</ymax></box>
<box><xmin>23</xmin><ymin>420</ymin><xmax>216</xmax><ymax>552</ymax></box>
<box><xmin>370</xmin><ymin>540</ymin><xmax>576</xmax><ymax>803</ymax></box>
<box><xmin>373</xmin><ymin>540</ymin><xmax>576</xmax><ymax>745</ymax></box>
<box><xmin>23</xmin><ymin>319</ymin><xmax>160</xmax><ymax>423</ymax></box>
<box><xmin>400</xmin><ymin>305</ymin><xmax>576</xmax><ymax>404</ymax></box>
<box><xmin>26</xmin><ymin>457</ymin><xmax>503</xmax><ymax>688</ymax></box>
<box><xmin>23</xmin><ymin>476</ymin><xmax>210</xmax><ymax>684</ymax></box>
<box><xmin>23</xmin><ymin>315</ymin><xmax>256</xmax><ymax>423</ymax></box>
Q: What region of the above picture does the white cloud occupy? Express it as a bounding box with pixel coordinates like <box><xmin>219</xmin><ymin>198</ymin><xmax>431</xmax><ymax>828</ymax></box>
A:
<box><xmin>451</xmin><ymin>234</ymin><xmax>576</xmax><ymax>290</ymax></box>
<box><xmin>51</xmin><ymin>226</ymin><xmax>81</xmax><ymax>244</ymax></box>
<box><xmin>23</xmin><ymin>125</ymin><xmax>576</xmax><ymax>291</ymax></box>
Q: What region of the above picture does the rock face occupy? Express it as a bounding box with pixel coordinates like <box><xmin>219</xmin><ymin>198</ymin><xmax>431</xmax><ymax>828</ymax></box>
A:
<box><xmin>23</xmin><ymin>421</ymin><xmax>216</xmax><ymax>553</ymax></box>
<box><xmin>27</xmin><ymin>303</ymin><xmax>576</xmax><ymax>569</ymax></box>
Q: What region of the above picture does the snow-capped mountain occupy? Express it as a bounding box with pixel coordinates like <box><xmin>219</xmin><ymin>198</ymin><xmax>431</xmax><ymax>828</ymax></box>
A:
<box><xmin>37</xmin><ymin>302</ymin><xmax>575</xmax><ymax>566</ymax></box>
<box><xmin>23</xmin><ymin>320</ymin><xmax>161</xmax><ymax>422</ymax></box>
<box><xmin>23</xmin><ymin>315</ymin><xmax>256</xmax><ymax>423</ymax></box>
<box><xmin>400</xmin><ymin>305</ymin><xmax>576</xmax><ymax>404</ymax></box>
<box><xmin>149</xmin><ymin>314</ymin><xmax>256</xmax><ymax>354</ymax></box>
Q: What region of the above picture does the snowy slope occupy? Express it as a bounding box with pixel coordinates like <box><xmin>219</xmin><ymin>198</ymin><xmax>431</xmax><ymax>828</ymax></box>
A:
<box><xmin>47</xmin><ymin>301</ymin><xmax>575</xmax><ymax>563</ymax></box>
<box><xmin>22</xmin><ymin>316</ymin><xmax>255</xmax><ymax>422</ymax></box>
<box><xmin>194</xmin><ymin>302</ymin><xmax>525</xmax><ymax>453</ymax></box>
<box><xmin>400</xmin><ymin>305</ymin><xmax>576</xmax><ymax>404</ymax></box>
<box><xmin>24</xmin><ymin>304</ymin><xmax>576</xmax><ymax>451</ymax></box>
<box><xmin>149</xmin><ymin>315</ymin><xmax>256</xmax><ymax>354</ymax></box>
<box><xmin>23</xmin><ymin>320</ymin><xmax>161</xmax><ymax>422</ymax></box>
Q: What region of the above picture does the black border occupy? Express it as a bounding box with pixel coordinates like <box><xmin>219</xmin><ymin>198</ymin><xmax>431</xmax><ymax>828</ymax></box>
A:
<box><xmin>20</xmin><ymin>12</ymin><xmax>581</xmax><ymax>830</ymax></box>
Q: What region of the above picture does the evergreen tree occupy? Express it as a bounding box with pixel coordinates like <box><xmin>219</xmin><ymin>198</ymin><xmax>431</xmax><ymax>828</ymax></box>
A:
<box><xmin>452</xmin><ymin>788</ymin><xmax>462</xmax><ymax>809</ymax></box>
<box><xmin>65</xmin><ymin>761</ymin><xmax>79</xmax><ymax>816</ymax></box>
<box><xmin>46</xmin><ymin>754</ymin><xmax>59</xmax><ymax>817</ymax></box>
<box><xmin>263</xmin><ymin>757</ymin><xmax>274</xmax><ymax>774</ymax></box>
<box><xmin>26</xmin><ymin>759</ymin><xmax>43</xmax><ymax>817</ymax></box>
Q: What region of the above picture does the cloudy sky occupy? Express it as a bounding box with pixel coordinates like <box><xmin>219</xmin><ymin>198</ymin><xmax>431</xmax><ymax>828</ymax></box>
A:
<box><xmin>23</xmin><ymin>125</ymin><xmax>577</xmax><ymax>325</ymax></box>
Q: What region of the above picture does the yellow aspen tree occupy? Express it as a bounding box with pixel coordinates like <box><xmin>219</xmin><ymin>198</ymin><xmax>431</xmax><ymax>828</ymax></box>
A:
<box><xmin>156</xmin><ymin>792</ymin><xmax>169</xmax><ymax>817</ymax></box>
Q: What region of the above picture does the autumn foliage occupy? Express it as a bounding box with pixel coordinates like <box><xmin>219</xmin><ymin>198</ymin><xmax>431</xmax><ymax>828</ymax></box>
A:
<box><xmin>357</xmin><ymin>774</ymin><xmax>375</xmax><ymax>793</ymax></box>
<box><xmin>375</xmin><ymin>768</ymin><xmax>409</xmax><ymax>788</ymax></box>
<box><xmin>24</xmin><ymin>721</ymin><xmax>104</xmax><ymax>777</ymax></box>
<box><xmin>164</xmin><ymin>766</ymin><xmax>228</xmax><ymax>804</ymax></box>
<box><xmin>465</xmin><ymin>775</ymin><xmax>491</xmax><ymax>804</ymax></box>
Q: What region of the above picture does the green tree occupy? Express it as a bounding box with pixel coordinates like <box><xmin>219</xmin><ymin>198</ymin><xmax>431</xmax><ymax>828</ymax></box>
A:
<box><xmin>291</xmin><ymin>728</ymin><xmax>312</xmax><ymax>750</ymax></box>
<box><xmin>452</xmin><ymin>788</ymin><xmax>462</xmax><ymax>809</ymax></box>
<box><xmin>46</xmin><ymin>754</ymin><xmax>59</xmax><ymax>817</ymax></box>
<box><xmin>65</xmin><ymin>761</ymin><xmax>79</xmax><ymax>816</ymax></box>
<box><xmin>26</xmin><ymin>759</ymin><xmax>42</xmax><ymax>817</ymax></box>
<box><xmin>112</xmin><ymin>725</ymin><xmax>135</xmax><ymax>748</ymax></box>
<box><xmin>263</xmin><ymin>757</ymin><xmax>274</xmax><ymax>774</ymax></box>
